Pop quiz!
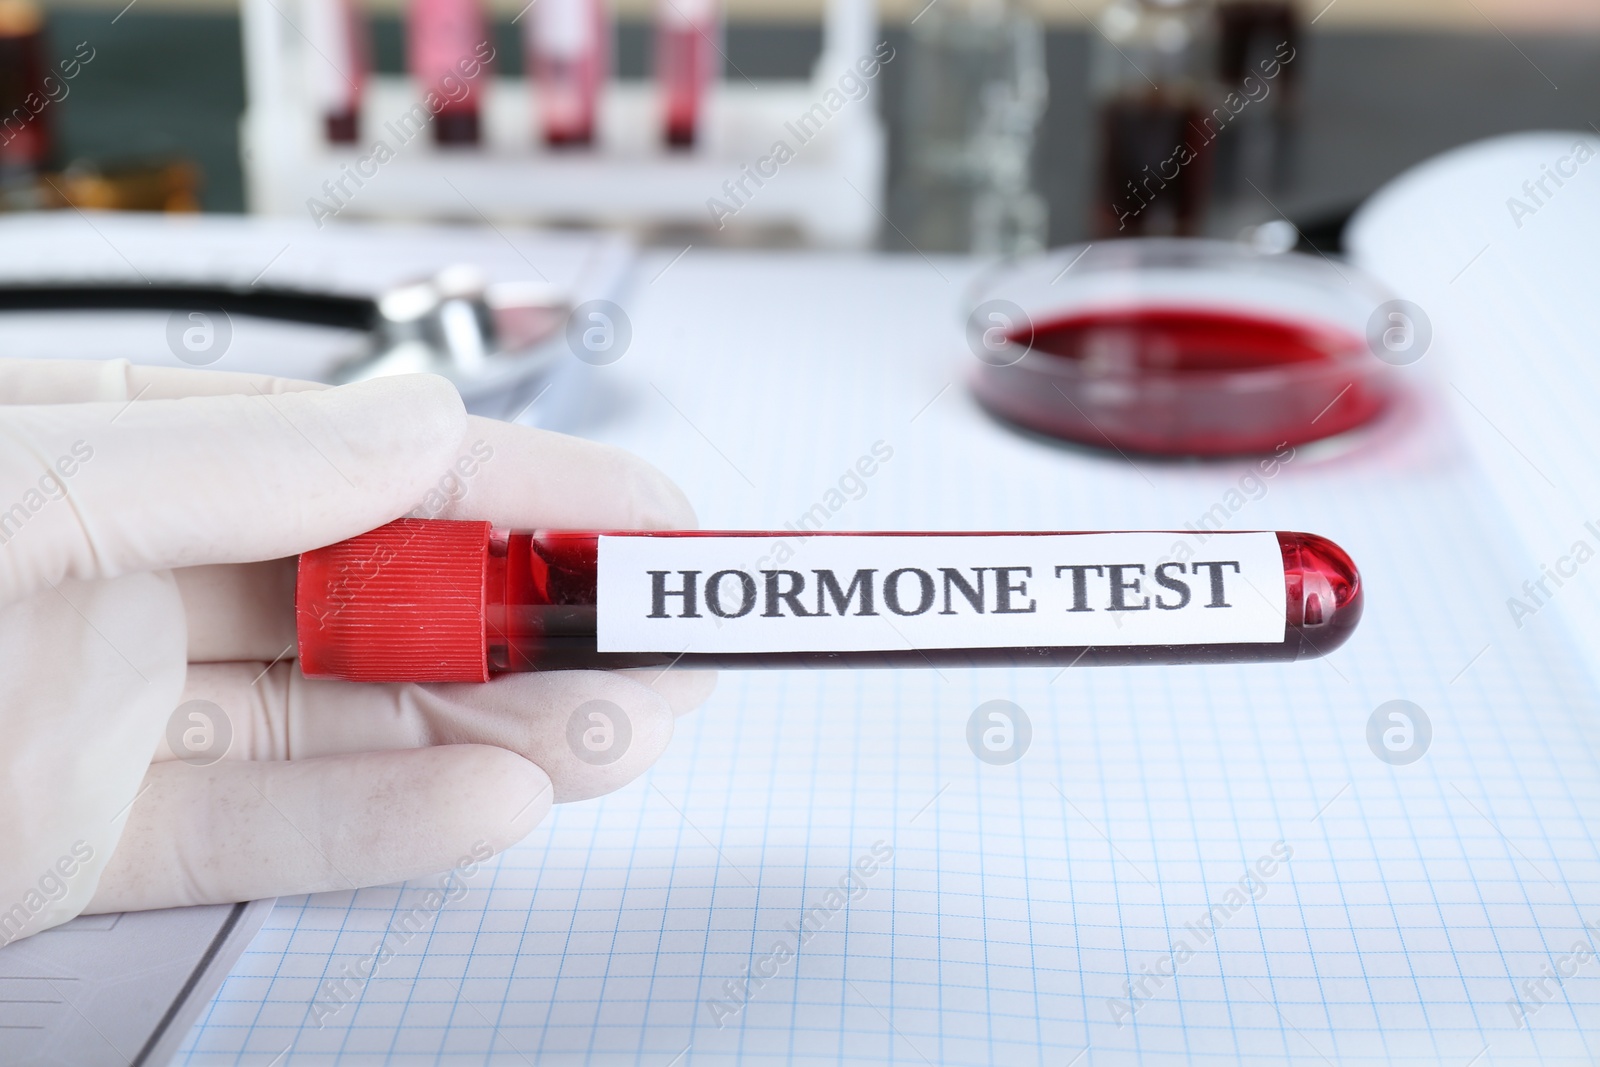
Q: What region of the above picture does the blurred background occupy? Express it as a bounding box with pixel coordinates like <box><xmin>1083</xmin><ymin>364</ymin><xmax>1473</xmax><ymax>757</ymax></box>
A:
<box><xmin>3</xmin><ymin>0</ymin><xmax>1598</xmax><ymax>250</ymax></box>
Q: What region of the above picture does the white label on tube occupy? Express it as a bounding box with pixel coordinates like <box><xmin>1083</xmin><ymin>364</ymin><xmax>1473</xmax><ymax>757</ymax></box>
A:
<box><xmin>595</xmin><ymin>533</ymin><xmax>1287</xmax><ymax>654</ymax></box>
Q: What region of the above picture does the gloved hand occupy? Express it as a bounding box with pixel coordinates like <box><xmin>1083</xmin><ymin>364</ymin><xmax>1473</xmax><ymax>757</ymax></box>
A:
<box><xmin>0</xmin><ymin>359</ymin><xmax>711</xmax><ymax>945</ymax></box>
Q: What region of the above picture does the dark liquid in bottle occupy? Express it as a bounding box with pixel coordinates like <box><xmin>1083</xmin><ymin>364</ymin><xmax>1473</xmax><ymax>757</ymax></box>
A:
<box><xmin>1093</xmin><ymin>93</ymin><xmax>1215</xmax><ymax>238</ymax></box>
<box><xmin>1214</xmin><ymin>0</ymin><xmax>1300</xmax><ymax>195</ymax></box>
<box><xmin>1217</xmin><ymin>0</ymin><xmax>1299</xmax><ymax>102</ymax></box>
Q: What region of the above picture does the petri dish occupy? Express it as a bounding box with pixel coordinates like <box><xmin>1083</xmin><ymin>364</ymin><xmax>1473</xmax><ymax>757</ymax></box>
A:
<box><xmin>966</xmin><ymin>239</ymin><xmax>1405</xmax><ymax>458</ymax></box>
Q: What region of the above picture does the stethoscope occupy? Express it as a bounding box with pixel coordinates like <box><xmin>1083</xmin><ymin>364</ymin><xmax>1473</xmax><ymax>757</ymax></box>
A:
<box><xmin>0</xmin><ymin>265</ymin><xmax>569</xmax><ymax>409</ymax></box>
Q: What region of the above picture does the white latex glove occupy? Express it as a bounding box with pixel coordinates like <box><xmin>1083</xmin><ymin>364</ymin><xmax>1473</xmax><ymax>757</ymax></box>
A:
<box><xmin>0</xmin><ymin>359</ymin><xmax>711</xmax><ymax>944</ymax></box>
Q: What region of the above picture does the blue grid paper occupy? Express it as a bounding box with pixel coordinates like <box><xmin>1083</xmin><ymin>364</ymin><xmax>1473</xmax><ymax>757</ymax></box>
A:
<box><xmin>181</xmin><ymin>252</ymin><xmax>1600</xmax><ymax>1064</ymax></box>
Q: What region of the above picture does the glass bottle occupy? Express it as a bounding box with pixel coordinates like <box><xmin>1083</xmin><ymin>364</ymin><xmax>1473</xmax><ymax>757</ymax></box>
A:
<box><xmin>897</xmin><ymin>0</ymin><xmax>1047</xmax><ymax>255</ymax></box>
<box><xmin>1089</xmin><ymin>0</ymin><xmax>1218</xmax><ymax>238</ymax></box>
<box><xmin>1212</xmin><ymin>0</ymin><xmax>1301</xmax><ymax>198</ymax></box>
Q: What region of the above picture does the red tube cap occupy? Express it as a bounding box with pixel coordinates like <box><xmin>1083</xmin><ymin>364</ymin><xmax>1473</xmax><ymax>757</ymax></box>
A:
<box><xmin>296</xmin><ymin>519</ymin><xmax>492</xmax><ymax>682</ymax></box>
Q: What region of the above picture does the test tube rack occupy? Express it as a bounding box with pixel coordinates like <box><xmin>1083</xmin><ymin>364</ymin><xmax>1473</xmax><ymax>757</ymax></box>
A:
<box><xmin>239</xmin><ymin>0</ymin><xmax>886</xmax><ymax>247</ymax></box>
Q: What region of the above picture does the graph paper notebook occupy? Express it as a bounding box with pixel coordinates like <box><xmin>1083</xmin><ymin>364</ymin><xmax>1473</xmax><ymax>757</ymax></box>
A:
<box><xmin>176</xmin><ymin>144</ymin><xmax>1599</xmax><ymax>1064</ymax></box>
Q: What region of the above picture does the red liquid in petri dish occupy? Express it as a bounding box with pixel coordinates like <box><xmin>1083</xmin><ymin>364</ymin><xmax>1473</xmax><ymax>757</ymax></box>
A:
<box><xmin>970</xmin><ymin>305</ymin><xmax>1391</xmax><ymax>457</ymax></box>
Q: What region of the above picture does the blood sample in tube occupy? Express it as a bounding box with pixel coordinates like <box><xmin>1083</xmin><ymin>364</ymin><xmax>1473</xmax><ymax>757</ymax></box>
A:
<box><xmin>298</xmin><ymin>521</ymin><xmax>1362</xmax><ymax>682</ymax></box>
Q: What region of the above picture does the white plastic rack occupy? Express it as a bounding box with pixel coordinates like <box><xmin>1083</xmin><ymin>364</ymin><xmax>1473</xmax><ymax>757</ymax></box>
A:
<box><xmin>240</xmin><ymin>0</ymin><xmax>885</xmax><ymax>246</ymax></box>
